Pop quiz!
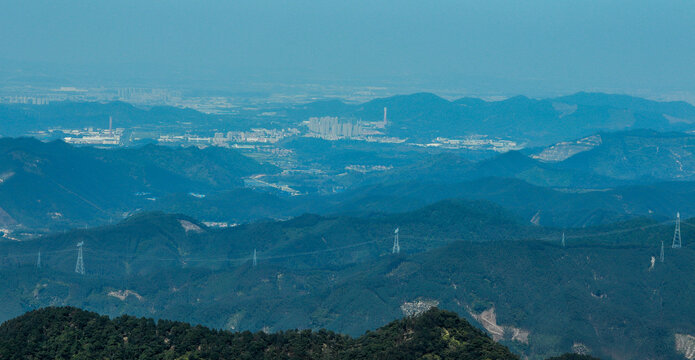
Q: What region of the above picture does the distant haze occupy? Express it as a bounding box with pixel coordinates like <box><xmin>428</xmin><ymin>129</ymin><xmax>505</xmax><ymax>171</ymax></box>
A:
<box><xmin>1</xmin><ymin>0</ymin><xmax>694</xmax><ymax>98</ymax></box>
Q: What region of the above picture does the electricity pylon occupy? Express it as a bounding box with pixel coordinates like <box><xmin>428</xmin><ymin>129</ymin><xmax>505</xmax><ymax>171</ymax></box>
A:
<box><xmin>392</xmin><ymin>228</ymin><xmax>400</xmax><ymax>254</ymax></box>
<box><xmin>75</xmin><ymin>242</ymin><xmax>85</xmax><ymax>275</ymax></box>
<box><xmin>673</xmin><ymin>212</ymin><xmax>682</xmax><ymax>249</ymax></box>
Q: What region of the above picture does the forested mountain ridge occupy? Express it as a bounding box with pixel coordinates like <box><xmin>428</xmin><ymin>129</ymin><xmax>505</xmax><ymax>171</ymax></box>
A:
<box><xmin>2</xmin><ymin>128</ymin><xmax>695</xmax><ymax>234</ymax></box>
<box><xmin>0</xmin><ymin>137</ymin><xmax>275</xmax><ymax>231</ymax></box>
<box><xmin>0</xmin><ymin>307</ymin><xmax>521</xmax><ymax>360</ymax></box>
<box><xmin>0</xmin><ymin>199</ymin><xmax>545</xmax><ymax>274</ymax></box>
<box><xmin>556</xmin><ymin>130</ymin><xmax>695</xmax><ymax>181</ymax></box>
<box><xmin>369</xmin><ymin>130</ymin><xmax>695</xmax><ymax>189</ymax></box>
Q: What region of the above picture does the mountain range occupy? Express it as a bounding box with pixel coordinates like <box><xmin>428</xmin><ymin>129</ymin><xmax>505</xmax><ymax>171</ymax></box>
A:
<box><xmin>0</xmin><ymin>201</ymin><xmax>692</xmax><ymax>359</ymax></box>
<box><xmin>286</xmin><ymin>92</ymin><xmax>695</xmax><ymax>145</ymax></box>
<box><xmin>3</xmin><ymin>92</ymin><xmax>695</xmax><ymax>146</ymax></box>
<box><xmin>3</xmin><ymin>128</ymin><xmax>695</xmax><ymax>233</ymax></box>
<box><xmin>3</xmin><ymin>92</ymin><xmax>695</xmax><ymax>359</ymax></box>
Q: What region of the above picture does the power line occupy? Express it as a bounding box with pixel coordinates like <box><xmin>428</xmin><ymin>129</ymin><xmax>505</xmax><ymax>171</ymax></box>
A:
<box><xmin>75</xmin><ymin>237</ymin><xmax>390</xmax><ymax>263</ymax></box>
<box><xmin>0</xmin><ymin>248</ymin><xmax>74</xmax><ymax>259</ymax></box>
<box><xmin>660</xmin><ymin>240</ymin><xmax>665</xmax><ymax>263</ymax></box>
<box><xmin>260</xmin><ymin>239</ymin><xmax>384</xmax><ymax>261</ymax></box>
<box><xmin>0</xmin><ymin>219</ymin><xmax>690</xmax><ymax>267</ymax></box>
<box><xmin>550</xmin><ymin>220</ymin><xmax>675</xmax><ymax>241</ymax></box>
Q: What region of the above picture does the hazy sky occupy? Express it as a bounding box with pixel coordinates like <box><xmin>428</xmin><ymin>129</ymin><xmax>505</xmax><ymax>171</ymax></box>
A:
<box><xmin>1</xmin><ymin>0</ymin><xmax>694</xmax><ymax>96</ymax></box>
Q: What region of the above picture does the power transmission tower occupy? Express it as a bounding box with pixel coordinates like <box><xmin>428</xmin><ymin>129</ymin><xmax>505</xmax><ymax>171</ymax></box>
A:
<box><xmin>252</xmin><ymin>248</ymin><xmax>257</xmax><ymax>267</ymax></box>
<box><xmin>392</xmin><ymin>228</ymin><xmax>400</xmax><ymax>254</ymax></box>
<box><xmin>672</xmin><ymin>212</ymin><xmax>682</xmax><ymax>249</ymax></box>
<box><xmin>36</xmin><ymin>250</ymin><xmax>41</xmax><ymax>269</ymax></box>
<box><xmin>561</xmin><ymin>232</ymin><xmax>566</xmax><ymax>247</ymax></box>
<box><xmin>660</xmin><ymin>240</ymin><xmax>665</xmax><ymax>263</ymax></box>
<box><xmin>75</xmin><ymin>242</ymin><xmax>85</xmax><ymax>275</ymax></box>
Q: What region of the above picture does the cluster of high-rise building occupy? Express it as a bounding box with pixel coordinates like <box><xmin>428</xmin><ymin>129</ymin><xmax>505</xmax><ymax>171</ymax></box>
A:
<box><xmin>306</xmin><ymin>116</ymin><xmax>364</xmax><ymax>140</ymax></box>
<box><xmin>305</xmin><ymin>107</ymin><xmax>390</xmax><ymax>140</ymax></box>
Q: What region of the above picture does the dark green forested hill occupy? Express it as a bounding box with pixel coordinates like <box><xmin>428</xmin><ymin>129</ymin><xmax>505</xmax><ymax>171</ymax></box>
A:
<box><xmin>0</xmin><ymin>137</ymin><xmax>276</xmax><ymax>232</ymax></box>
<box><xmin>0</xmin><ymin>206</ymin><xmax>691</xmax><ymax>359</ymax></box>
<box><xmin>0</xmin><ymin>199</ymin><xmax>545</xmax><ymax>275</ymax></box>
<box><xmin>0</xmin><ymin>307</ymin><xmax>519</xmax><ymax>360</ymax></box>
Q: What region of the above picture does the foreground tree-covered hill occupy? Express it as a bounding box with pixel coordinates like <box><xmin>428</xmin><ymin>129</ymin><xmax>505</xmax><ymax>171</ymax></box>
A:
<box><xmin>0</xmin><ymin>307</ymin><xmax>522</xmax><ymax>360</ymax></box>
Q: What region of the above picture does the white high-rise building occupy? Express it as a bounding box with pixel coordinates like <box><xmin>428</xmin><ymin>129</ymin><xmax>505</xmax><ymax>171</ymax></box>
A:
<box><xmin>307</xmin><ymin>116</ymin><xmax>363</xmax><ymax>139</ymax></box>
